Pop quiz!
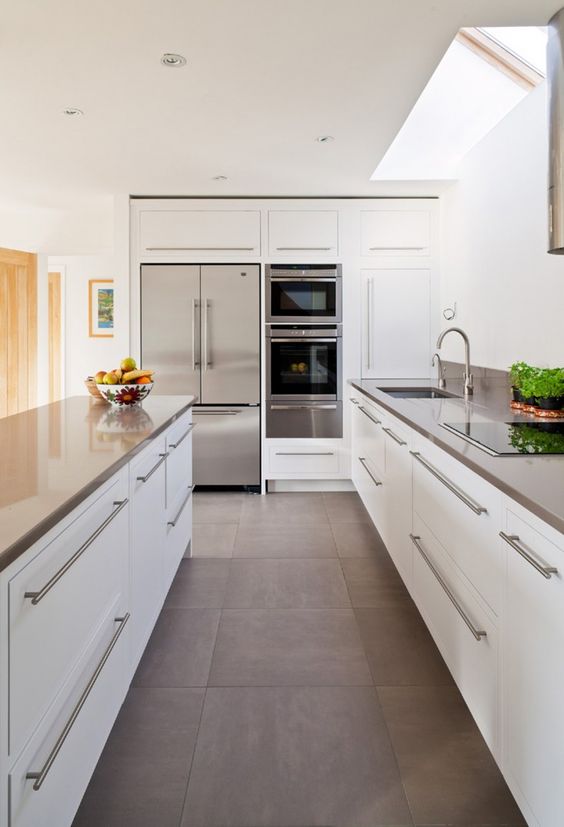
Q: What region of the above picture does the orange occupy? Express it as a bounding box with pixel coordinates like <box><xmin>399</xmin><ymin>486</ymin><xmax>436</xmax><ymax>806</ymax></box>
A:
<box><xmin>136</xmin><ymin>375</ymin><xmax>152</xmax><ymax>384</ymax></box>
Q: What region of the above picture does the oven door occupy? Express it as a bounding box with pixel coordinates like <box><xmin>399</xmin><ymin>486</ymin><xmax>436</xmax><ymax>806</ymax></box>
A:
<box><xmin>267</xmin><ymin>336</ymin><xmax>340</xmax><ymax>401</ymax></box>
<box><xmin>267</xmin><ymin>277</ymin><xmax>340</xmax><ymax>323</ymax></box>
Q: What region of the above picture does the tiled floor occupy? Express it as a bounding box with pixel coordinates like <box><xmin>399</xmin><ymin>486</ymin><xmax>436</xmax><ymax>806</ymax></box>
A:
<box><xmin>73</xmin><ymin>491</ymin><xmax>525</xmax><ymax>827</ymax></box>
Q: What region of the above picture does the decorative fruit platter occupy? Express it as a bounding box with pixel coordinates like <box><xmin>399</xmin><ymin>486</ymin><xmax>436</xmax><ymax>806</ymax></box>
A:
<box><xmin>86</xmin><ymin>357</ymin><xmax>156</xmax><ymax>406</ymax></box>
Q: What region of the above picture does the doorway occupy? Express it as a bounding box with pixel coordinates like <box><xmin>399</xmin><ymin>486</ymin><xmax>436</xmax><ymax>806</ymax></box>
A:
<box><xmin>0</xmin><ymin>247</ymin><xmax>37</xmax><ymax>417</ymax></box>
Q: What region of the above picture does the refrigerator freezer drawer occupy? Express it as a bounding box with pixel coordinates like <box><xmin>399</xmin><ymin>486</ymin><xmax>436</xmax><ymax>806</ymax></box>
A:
<box><xmin>193</xmin><ymin>406</ymin><xmax>260</xmax><ymax>486</ymax></box>
<box><xmin>266</xmin><ymin>402</ymin><xmax>343</xmax><ymax>438</ymax></box>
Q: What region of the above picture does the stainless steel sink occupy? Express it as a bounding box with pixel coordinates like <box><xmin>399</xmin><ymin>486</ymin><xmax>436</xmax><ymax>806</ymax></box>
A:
<box><xmin>377</xmin><ymin>387</ymin><xmax>461</xmax><ymax>400</ymax></box>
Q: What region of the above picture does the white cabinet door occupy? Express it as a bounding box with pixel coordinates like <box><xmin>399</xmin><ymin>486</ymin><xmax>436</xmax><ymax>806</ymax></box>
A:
<box><xmin>502</xmin><ymin>509</ymin><xmax>564</xmax><ymax>827</ymax></box>
<box><xmin>268</xmin><ymin>210</ymin><xmax>338</xmax><ymax>256</ymax></box>
<box><xmin>138</xmin><ymin>210</ymin><xmax>261</xmax><ymax>255</ymax></box>
<box><xmin>362</xmin><ymin>269</ymin><xmax>431</xmax><ymax>378</ymax></box>
<box><xmin>381</xmin><ymin>420</ymin><xmax>413</xmax><ymax>584</ymax></box>
<box><xmin>361</xmin><ymin>209</ymin><xmax>431</xmax><ymax>256</ymax></box>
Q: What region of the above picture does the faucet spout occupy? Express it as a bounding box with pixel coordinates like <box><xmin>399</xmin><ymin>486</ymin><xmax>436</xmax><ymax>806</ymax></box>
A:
<box><xmin>435</xmin><ymin>327</ymin><xmax>473</xmax><ymax>397</ymax></box>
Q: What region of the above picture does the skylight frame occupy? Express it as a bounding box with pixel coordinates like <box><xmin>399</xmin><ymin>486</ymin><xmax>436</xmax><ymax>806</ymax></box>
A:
<box><xmin>456</xmin><ymin>27</ymin><xmax>545</xmax><ymax>91</ymax></box>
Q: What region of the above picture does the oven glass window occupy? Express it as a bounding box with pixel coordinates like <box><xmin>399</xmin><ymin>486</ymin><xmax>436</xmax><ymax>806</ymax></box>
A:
<box><xmin>270</xmin><ymin>281</ymin><xmax>336</xmax><ymax>318</ymax></box>
<box><xmin>270</xmin><ymin>339</ymin><xmax>338</xmax><ymax>396</ymax></box>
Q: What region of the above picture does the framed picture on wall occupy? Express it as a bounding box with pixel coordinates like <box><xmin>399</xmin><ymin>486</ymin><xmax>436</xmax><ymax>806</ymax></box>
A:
<box><xmin>89</xmin><ymin>279</ymin><xmax>114</xmax><ymax>337</ymax></box>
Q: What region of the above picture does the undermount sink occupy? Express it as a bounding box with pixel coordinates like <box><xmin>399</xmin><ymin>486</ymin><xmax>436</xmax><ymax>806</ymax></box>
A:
<box><xmin>378</xmin><ymin>387</ymin><xmax>461</xmax><ymax>400</ymax></box>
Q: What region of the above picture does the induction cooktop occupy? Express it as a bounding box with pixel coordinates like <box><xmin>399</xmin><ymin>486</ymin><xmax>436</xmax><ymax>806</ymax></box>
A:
<box><xmin>441</xmin><ymin>421</ymin><xmax>564</xmax><ymax>456</ymax></box>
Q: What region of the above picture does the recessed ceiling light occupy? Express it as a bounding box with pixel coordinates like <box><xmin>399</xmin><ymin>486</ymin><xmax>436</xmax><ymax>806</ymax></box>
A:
<box><xmin>316</xmin><ymin>135</ymin><xmax>335</xmax><ymax>143</ymax></box>
<box><xmin>161</xmin><ymin>53</ymin><xmax>187</xmax><ymax>67</ymax></box>
<box><xmin>212</xmin><ymin>175</ymin><xmax>228</xmax><ymax>181</ymax></box>
<box><xmin>63</xmin><ymin>107</ymin><xmax>84</xmax><ymax>116</ymax></box>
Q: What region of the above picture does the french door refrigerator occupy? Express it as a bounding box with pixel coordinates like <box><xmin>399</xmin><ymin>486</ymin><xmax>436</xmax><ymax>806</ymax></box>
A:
<box><xmin>141</xmin><ymin>264</ymin><xmax>260</xmax><ymax>487</ymax></box>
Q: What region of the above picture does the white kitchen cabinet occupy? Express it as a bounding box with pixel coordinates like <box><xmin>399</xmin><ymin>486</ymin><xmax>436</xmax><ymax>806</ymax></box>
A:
<box><xmin>268</xmin><ymin>210</ymin><xmax>339</xmax><ymax>257</ymax></box>
<box><xmin>361</xmin><ymin>269</ymin><xmax>431</xmax><ymax>378</ymax></box>
<box><xmin>138</xmin><ymin>209</ymin><xmax>261</xmax><ymax>256</ymax></box>
<box><xmin>350</xmin><ymin>398</ymin><xmax>387</xmax><ymax>534</ymax></box>
<box><xmin>360</xmin><ymin>208</ymin><xmax>431</xmax><ymax>256</ymax></box>
<box><xmin>380</xmin><ymin>419</ymin><xmax>413</xmax><ymax>584</ymax></box>
<box><xmin>266</xmin><ymin>441</ymin><xmax>343</xmax><ymax>478</ymax></box>
<box><xmin>501</xmin><ymin>508</ymin><xmax>564</xmax><ymax>827</ymax></box>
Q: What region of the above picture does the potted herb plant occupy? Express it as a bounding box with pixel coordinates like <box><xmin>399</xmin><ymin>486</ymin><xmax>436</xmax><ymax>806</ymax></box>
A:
<box><xmin>530</xmin><ymin>367</ymin><xmax>564</xmax><ymax>415</ymax></box>
<box><xmin>509</xmin><ymin>361</ymin><xmax>530</xmax><ymax>407</ymax></box>
<box><xmin>509</xmin><ymin>362</ymin><xmax>539</xmax><ymax>410</ymax></box>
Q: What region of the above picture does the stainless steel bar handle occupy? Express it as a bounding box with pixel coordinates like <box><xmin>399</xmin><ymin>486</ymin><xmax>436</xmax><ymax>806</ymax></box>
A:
<box><xmin>269</xmin><ymin>277</ymin><xmax>337</xmax><ymax>283</ymax></box>
<box><xmin>276</xmin><ymin>451</ymin><xmax>334</xmax><ymax>456</ymax></box>
<box><xmin>24</xmin><ymin>499</ymin><xmax>129</xmax><ymax>606</ymax></box>
<box><xmin>358</xmin><ymin>405</ymin><xmax>380</xmax><ymax>425</ymax></box>
<box><xmin>382</xmin><ymin>427</ymin><xmax>407</xmax><ymax>446</ymax></box>
<box><xmin>168</xmin><ymin>486</ymin><xmax>194</xmax><ymax>528</ymax></box>
<box><xmin>410</xmin><ymin>452</ymin><xmax>487</xmax><ymax>515</ymax></box>
<box><xmin>146</xmin><ymin>246</ymin><xmax>255</xmax><ymax>251</ymax></box>
<box><xmin>358</xmin><ymin>457</ymin><xmax>383</xmax><ymax>486</ymax></box>
<box><xmin>193</xmin><ymin>410</ymin><xmax>240</xmax><ymax>416</ymax></box>
<box><xmin>26</xmin><ymin>613</ymin><xmax>130</xmax><ymax>790</ymax></box>
<box><xmin>275</xmin><ymin>246</ymin><xmax>333</xmax><ymax>251</ymax></box>
<box><xmin>192</xmin><ymin>299</ymin><xmax>200</xmax><ymax>370</ymax></box>
<box><xmin>350</xmin><ymin>397</ymin><xmax>359</xmax><ymax>405</ymax></box>
<box><xmin>270</xmin><ymin>404</ymin><xmax>337</xmax><ymax>410</ymax></box>
<box><xmin>136</xmin><ymin>453</ymin><xmax>168</xmax><ymax>483</ymax></box>
<box><xmin>203</xmin><ymin>299</ymin><xmax>212</xmax><ymax>369</ymax></box>
<box><xmin>499</xmin><ymin>532</ymin><xmax>558</xmax><ymax>579</ymax></box>
<box><xmin>410</xmin><ymin>534</ymin><xmax>487</xmax><ymax>641</ymax></box>
<box><xmin>366</xmin><ymin>278</ymin><xmax>372</xmax><ymax>371</ymax></box>
<box><xmin>271</xmin><ymin>338</ymin><xmax>337</xmax><ymax>344</ymax></box>
<box><xmin>169</xmin><ymin>423</ymin><xmax>195</xmax><ymax>449</ymax></box>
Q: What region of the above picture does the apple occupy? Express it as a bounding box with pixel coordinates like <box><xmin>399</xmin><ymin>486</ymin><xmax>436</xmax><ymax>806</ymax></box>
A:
<box><xmin>94</xmin><ymin>370</ymin><xmax>106</xmax><ymax>384</ymax></box>
<box><xmin>120</xmin><ymin>356</ymin><xmax>137</xmax><ymax>372</ymax></box>
<box><xmin>103</xmin><ymin>372</ymin><xmax>118</xmax><ymax>385</ymax></box>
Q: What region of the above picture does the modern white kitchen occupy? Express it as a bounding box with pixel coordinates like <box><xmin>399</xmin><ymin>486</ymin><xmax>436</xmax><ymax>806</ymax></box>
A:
<box><xmin>1</xmin><ymin>3</ymin><xmax>564</xmax><ymax>826</ymax></box>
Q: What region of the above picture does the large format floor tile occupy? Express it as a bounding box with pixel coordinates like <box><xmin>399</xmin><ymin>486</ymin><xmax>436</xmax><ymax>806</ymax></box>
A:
<box><xmin>73</xmin><ymin>688</ymin><xmax>204</xmax><ymax>827</ymax></box>
<box><xmin>165</xmin><ymin>559</ymin><xmax>231</xmax><ymax>608</ymax></box>
<box><xmin>134</xmin><ymin>608</ymin><xmax>220</xmax><ymax>687</ymax></box>
<box><xmin>356</xmin><ymin>607</ymin><xmax>454</xmax><ymax>686</ymax></box>
<box><xmin>323</xmin><ymin>491</ymin><xmax>372</xmax><ymax>523</ymax></box>
<box><xmin>208</xmin><ymin>609</ymin><xmax>372</xmax><ymax>686</ymax></box>
<box><xmin>378</xmin><ymin>685</ymin><xmax>526</xmax><ymax>826</ymax></box>
<box><xmin>193</xmin><ymin>492</ymin><xmax>244</xmax><ymax>524</ymax></box>
<box><xmin>182</xmin><ymin>686</ymin><xmax>413</xmax><ymax>827</ymax></box>
<box><xmin>240</xmin><ymin>492</ymin><xmax>328</xmax><ymax>525</ymax></box>
<box><xmin>192</xmin><ymin>522</ymin><xmax>238</xmax><ymax>557</ymax></box>
<box><xmin>330</xmin><ymin>520</ymin><xmax>387</xmax><ymax>558</ymax></box>
<box><xmin>234</xmin><ymin>522</ymin><xmax>337</xmax><ymax>558</ymax></box>
<box><xmin>341</xmin><ymin>556</ymin><xmax>412</xmax><ymax>607</ymax></box>
<box><xmin>224</xmin><ymin>558</ymin><xmax>350</xmax><ymax>608</ymax></box>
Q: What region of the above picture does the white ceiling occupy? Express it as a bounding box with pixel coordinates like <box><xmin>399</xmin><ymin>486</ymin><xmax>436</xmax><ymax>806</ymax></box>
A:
<box><xmin>1</xmin><ymin>0</ymin><xmax>561</xmax><ymax>213</ymax></box>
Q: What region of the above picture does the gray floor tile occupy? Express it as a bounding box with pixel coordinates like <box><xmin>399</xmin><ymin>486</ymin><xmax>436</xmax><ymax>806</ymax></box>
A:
<box><xmin>234</xmin><ymin>522</ymin><xmax>337</xmax><ymax>558</ymax></box>
<box><xmin>192</xmin><ymin>522</ymin><xmax>238</xmax><ymax>557</ymax></box>
<box><xmin>134</xmin><ymin>608</ymin><xmax>220</xmax><ymax>687</ymax></box>
<box><xmin>165</xmin><ymin>559</ymin><xmax>231</xmax><ymax>608</ymax></box>
<box><xmin>240</xmin><ymin>492</ymin><xmax>329</xmax><ymax>525</ymax></box>
<box><xmin>378</xmin><ymin>685</ymin><xmax>526</xmax><ymax>826</ymax></box>
<box><xmin>341</xmin><ymin>557</ymin><xmax>412</xmax><ymax>607</ymax></box>
<box><xmin>73</xmin><ymin>687</ymin><xmax>204</xmax><ymax>827</ymax></box>
<box><xmin>208</xmin><ymin>609</ymin><xmax>372</xmax><ymax>686</ymax></box>
<box><xmin>224</xmin><ymin>558</ymin><xmax>351</xmax><ymax>608</ymax></box>
<box><xmin>356</xmin><ymin>608</ymin><xmax>454</xmax><ymax>686</ymax></box>
<box><xmin>323</xmin><ymin>491</ymin><xmax>372</xmax><ymax>523</ymax></box>
<box><xmin>331</xmin><ymin>520</ymin><xmax>388</xmax><ymax>558</ymax></box>
<box><xmin>182</xmin><ymin>686</ymin><xmax>413</xmax><ymax>827</ymax></box>
<box><xmin>193</xmin><ymin>492</ymin><xmax>244</xmax><ymax>524</ymax></box>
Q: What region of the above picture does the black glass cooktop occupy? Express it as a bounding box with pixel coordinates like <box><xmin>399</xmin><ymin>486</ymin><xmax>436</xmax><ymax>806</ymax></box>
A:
<box><xmin>441</xmin><ymin>421</ymin><xmax>564</xmax><ymax>456</ymax></box>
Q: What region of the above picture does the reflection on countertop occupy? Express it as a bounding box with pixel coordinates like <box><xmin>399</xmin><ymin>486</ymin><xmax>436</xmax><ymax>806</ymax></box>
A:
<box><xmin>0</xmin><ymin>395</ymin><xmax>195</xmax><ymax>571</ymax></box>
<box><xmin>349</xmin><ymin>377</ymin><xmax>564</xmax><ymax>535</ymax></box>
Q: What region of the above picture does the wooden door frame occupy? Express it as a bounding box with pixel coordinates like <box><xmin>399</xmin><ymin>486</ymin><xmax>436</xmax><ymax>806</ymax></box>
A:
<box><xmin>48</xmin><ymin>265</ymin><xmax>66</xmax><ymax>401</ymax></box>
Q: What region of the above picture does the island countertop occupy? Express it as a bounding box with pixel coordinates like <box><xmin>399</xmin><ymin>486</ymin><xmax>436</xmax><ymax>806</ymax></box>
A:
<box><xmin>349</xmin><ymin>377</ymin><xmax>564</xmax><ymax>536</ymax></box>
<box><xmin>0</xmin><ymin>395</ymin><xmax>196</xmax><ymax>572</ymax></box>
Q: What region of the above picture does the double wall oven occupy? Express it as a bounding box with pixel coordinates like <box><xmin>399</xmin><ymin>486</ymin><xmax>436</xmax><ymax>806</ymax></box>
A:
<box><xmin>265</xmin><ymin>265</ymin><xmax>343</xmax><ymax>438</ymax></box>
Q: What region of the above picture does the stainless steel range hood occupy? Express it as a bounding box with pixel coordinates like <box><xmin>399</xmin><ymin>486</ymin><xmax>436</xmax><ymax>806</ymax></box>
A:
<box><xmin>548</xmin><ymin>9</ymin><xmax>564</xmax><ymax>253</ymax></box>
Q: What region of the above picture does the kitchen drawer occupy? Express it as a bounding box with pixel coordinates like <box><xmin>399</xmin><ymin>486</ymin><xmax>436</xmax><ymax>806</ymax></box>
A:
<box><xmin>165</xmin><ymin>411</ymin><xmax>193</xmax><ymax>510</ymax></box>
<box><xmin>267</xmin><ymin>443</ymin><xmax>341</xmax><ymax>476</ymax></box>
<box><xmin>8</xmin><ymin>474</ymin><xmax>128</xmax><ymax>760</ymax></box>
<box><xmin>138</xmin><ymin>209</ymin><xmax>261</xmax><ymax>255</ymax></box>
<box><xmin>9</xmin><ymin>600</ymin><xmax>129</xmax><ymax>827</ymax></box>
<box><xmin>353</xmin><ymin>452</ymin><xmax>386</xmax><ymax>538</ymax></box>
<box><xmin>351</xmin><ymin>396</ymin><xmax>386</xmax><ymax>474</ymax></box>
<box><xmin>165</xmin><ymin>483</ymin><xmax>193</xmax><ymax>589</ymax></box>
<box><xmin>360</xmin><ymin>208</ymin><xmax>431</xmax><ymax>256</ymax></box>
<box><xmin>411</xmin><ymin>514</ymin><xmax>498</xmax><ymax>752</ymax></box>
<box><xmin>268</xmin><ymin>210</ymin><xmax>339</xmax><ymax>257</ymax></box>
<box><xmin>412</xmin><ymin>441</ymin><xmax>502</xmax><ymax>613</ymax></box>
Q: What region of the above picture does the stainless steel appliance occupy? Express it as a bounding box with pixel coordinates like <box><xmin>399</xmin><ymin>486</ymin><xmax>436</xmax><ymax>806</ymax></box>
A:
<box><xmin>266</xmin><ymin>325</ymin><xmax>342</xmax><ymax>438</ymax></box>
<box><xmin>141</xmin><ymin>264</ymin><xmax>260</xmax><ymax>487</ymax></box>
<box><xmin>266</xmin><ymin>264</ymin><xmax>342</xmax><ymax>324</ymax></box>
<box><xmin>441</xmin><ymin>420</ymin><xmax>564</xmax><ymax>456</ymax></box>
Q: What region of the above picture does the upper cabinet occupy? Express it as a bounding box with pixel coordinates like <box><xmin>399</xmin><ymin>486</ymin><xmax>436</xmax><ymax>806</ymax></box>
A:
<box><xmin>361</xmin><ymin>207</ymin><xmax>432</xmax><ymax>257</ymax></box>
<box><xmin>268</xmin><ymin>210</ymin><xmax>339</xmax><ymax>257</ymax></box>
<box><xmin>138</xmin><ymin>209</ymin><xmax>261</xmax><ymax>257</ymax></box>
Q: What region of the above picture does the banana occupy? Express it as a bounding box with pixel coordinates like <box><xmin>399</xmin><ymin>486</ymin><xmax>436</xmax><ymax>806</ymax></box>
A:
<box><xmin>122</xmin><ymin>369</ymin><xmax>155</xmax><ymax>383</ymax></box>
<box><xmin>114</xmin><ymin>368</ymin><xmax>123</xmax><ymax>381</ymax></box>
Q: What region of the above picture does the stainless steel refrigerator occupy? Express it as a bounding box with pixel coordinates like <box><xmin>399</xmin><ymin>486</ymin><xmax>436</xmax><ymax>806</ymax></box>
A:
<box><xmin>141</xmin><ymin>264</ymin><xmax>260</xmax><ymax>487</ymax></box>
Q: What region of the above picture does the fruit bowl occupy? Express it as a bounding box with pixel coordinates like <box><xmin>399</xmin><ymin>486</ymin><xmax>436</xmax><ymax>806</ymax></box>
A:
<box><xmin>96</xmin><ymin>382</ymin><xmax>153</xmax><ymax>406</ymax></box>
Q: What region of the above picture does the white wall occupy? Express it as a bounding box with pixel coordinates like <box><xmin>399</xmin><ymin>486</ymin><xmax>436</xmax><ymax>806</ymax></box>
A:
<box><xmin>440</xmin><ymin>83</ymin><xmax>564</xmax><ymax>370</ymax></box>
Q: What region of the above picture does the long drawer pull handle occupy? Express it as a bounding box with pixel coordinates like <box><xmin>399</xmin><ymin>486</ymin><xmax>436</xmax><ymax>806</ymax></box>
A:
<box><xmin>26</xmin><ymin>613</ymin><xmax>130</xmax><ymax>790</ymax></box>
<box><xmin>382</xmin><ymin>427</ymin><xmax>407</xmax><ymax>446</ymax></box>
<box><xmin>24</xmin><ymin>499</ymin><xmax>129</xmax><ymax>605</ymax></box>
<box><xmin>146</xmin><ymin>246</ymin><xmax>255</xmax><ymax>251</ymax></box>
<box><xmin>499</xmin><ymin>532</ymin><xmax>558</xmax><ymax>579</ymax></box>
<box><xmin>275</xmin><ymin>451</ymin><xmax>334</xmax><ymax>456</ymax></box>
<box><xmin>410</xmin><ymin>452</ymin><xmax>487</xmax><ymax>515</ymax></box>
<box><xmin>168</xmin><ymin>486</ymin><xmax>194</xmax><ymax>528</ymax></box>
<box><xmin>358</xmin><ymin>405</ymin><xmax>381</xmax><ymax>425</ymax></box>
<box><xmin>350</xmin><ymin>397</ymin><xmax>359</xmax><ymax>405</ymax></box>
<box><xmin>169</xmin><ymin>424</ymin><xmax>195</xmax><ymax>449</ymax></box>
<box><xmin>137</xmin><ymin>452</ymin><xmax>168</xmax><ymax>483</ymax></box>
<box><xmin>410</xmin><ymin>534</ymin><xmax>487</xmax><ymax>641</ymax></box>
<box><xmin>193</xmin><ymin>410</ymin><xmax>240</xmax><ymax>416</ymax></box>
<box><xmin>358</xmin><ymin>457</ymin><xmax>383</xmax><ymax>486</ymax></box>
<box><xmin>275</xmin><ymin>246</ymin><xmax>333</xmax><ymax>251</ymax></box>
<box><xmin>270</xmin><ymin>404</ymin><xmax>337</xmax><ymax>411</ymax></box>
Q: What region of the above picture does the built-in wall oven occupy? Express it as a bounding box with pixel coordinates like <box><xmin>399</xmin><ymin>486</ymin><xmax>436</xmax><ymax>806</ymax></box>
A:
<box><xmin>266</xmin><ymin>325</ymin><xmax>342</xmax><ymax>438</ymax></box>
<box><xmin>266</xmin><ymin>264</ymin><xmax>342</xmax><ymax>324</ymax></box>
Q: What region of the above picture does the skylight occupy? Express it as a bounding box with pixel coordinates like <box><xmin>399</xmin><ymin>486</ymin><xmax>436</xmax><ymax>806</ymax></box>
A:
<box><xmin>371</xmin><ymin>27</ymin><xmax>546</xmax><ymax>182</ymax></box>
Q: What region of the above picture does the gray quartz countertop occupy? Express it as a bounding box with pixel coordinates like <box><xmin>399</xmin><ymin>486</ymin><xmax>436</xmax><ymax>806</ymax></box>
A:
<box><xmin>349</xmin><ymin>377</ymin><xmax>564</xmax><ymax>536</ymax></box>
<box><xmin>0</xmin><ymin>395</ymin><xmax>196</xmax><ymax>572</ymax></box>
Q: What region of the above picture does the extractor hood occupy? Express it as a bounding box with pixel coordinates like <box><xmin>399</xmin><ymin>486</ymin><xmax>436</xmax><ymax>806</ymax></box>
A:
<box><xmin>548</xmin><ymin>9</ymin><xmax>564</xmax><ymax>253</ymax></box>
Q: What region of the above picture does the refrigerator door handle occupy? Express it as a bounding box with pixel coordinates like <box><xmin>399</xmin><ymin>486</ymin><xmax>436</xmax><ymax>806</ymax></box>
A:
<box><xmin>203</xmin><ymin>299</ymin><xmax>212</xmax><ymax>370</ymax></box>
<box><xmin>192</xmin><ymin>299</ymin><xmax>200</xmax><ymax>370</ymax></box>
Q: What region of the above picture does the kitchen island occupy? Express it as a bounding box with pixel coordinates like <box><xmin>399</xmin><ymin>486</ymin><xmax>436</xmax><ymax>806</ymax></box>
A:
<box><xmin>0</xmin><ymin>395</ymin><xmax>195</xmax><ymax>827</ymax></box>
